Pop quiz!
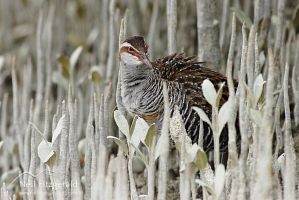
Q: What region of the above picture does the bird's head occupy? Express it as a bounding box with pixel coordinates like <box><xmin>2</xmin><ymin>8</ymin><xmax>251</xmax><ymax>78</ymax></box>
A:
<box><xmin>119</xmin><ymin>36</ymin><xmax>151</xmax><ymax>66</ymax></box>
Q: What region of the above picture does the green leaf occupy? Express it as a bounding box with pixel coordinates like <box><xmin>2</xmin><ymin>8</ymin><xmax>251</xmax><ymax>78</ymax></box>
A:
<box><xmin>218</xmin><ymin>100</ymin><xmax>231</xmax><ymax>133</ymax></box>
<box><xmin>88</xmin><ymin>66</ymin><xmax>102</xmax><ymax>83</ymax></box>
<box><xmin>231</xmin><ymin>8</ymin><xmax>253</xmax><ymax>28</ymax></box>
<box><xmin>107</xmin><ymin>136</ymin><xmax>128</xmax><ymax>155</ymax></box>
<box><xmin>57</xmin><ymin>55</ymin><xmax>70</xmax><ymax>79</ymax></box>
<box><xmin>45</xmin><ymin>152</ymin><xmax>57</xmax><ymax>167</ymax></box>
<box><xmin>192</xmin><ymin>107</ymin><xmax>211</xmax><ymax>126</ymax></box>
<box><xmin>38</xmin><ymin>140</ymin><xmax>55</xmax><ymax>163</ymax></box>
<box><xmin>187</xmin><ymin>144</ymin><xmax>208</xmax><ymax>170</ymax></box>
<box><xmin>131</xmin><ymin>117</ymin><xmax>149</xmax><ymax>148</ymax></box>
<box><xmin>52</xmin><ymin>114</ymin><xmax>65</xmax><ymax>144</ymax></box>
<box><xmin>202</xmin><ymin>79</ymin><xmax>217</xmax><ymax>106</ymax></box>
<box><xmin>215</xmin><ymin>82</ymin><xmax>225</xmax><ymax>108</ymax></box>
<box><xmin>114</xmin><ymin>110</ymin><xmax>130</xmax><ymax>138</ymax></box>
<box><xmin>194</xmin><ymin>146</ymin><xmax>208</xmax><ymax>170</ymax></box>
<box><xmin>214</xmin><ymin>164</ymin><xmax>225</xmax><ymax>199</ymax></box>
<box><xmin>144</xmin><ymin>124</ymin><xmax>157</xmax><ymax>148</ymax></box>
<box><xmin>129</xmin><ymin>116</ymin><xmax>138</xmax><ymax>136</ymax></box>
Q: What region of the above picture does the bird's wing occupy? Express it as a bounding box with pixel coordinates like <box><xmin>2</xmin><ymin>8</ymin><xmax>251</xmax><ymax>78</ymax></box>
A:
<box><xmin>152</xmin><ymin>53</ymin><xmax>237</xmax><ymax>114</ymax></box>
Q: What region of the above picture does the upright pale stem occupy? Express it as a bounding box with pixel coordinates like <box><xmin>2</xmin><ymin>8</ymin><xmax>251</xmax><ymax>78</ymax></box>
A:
<box><xmin>167</xmin><ymin>0</ymin><xmax>177</xmax><ymax>54</ymax></box>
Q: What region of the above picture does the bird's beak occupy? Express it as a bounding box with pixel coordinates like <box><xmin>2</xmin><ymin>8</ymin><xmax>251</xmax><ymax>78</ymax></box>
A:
<box><xmin>141</xmin><ymin>53</ymin><xmax>151</xmax><ymax>67</ymax></box>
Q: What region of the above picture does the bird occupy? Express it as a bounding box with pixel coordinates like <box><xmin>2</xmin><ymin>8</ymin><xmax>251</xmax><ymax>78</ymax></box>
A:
<box><xmin>118</xmin><ymin>35</ymin><xmax>239</xmax><ymax>158</ymax></box>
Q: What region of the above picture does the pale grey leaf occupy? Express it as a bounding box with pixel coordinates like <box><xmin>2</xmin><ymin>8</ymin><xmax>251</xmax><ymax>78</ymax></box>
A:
<box><xmin>38</xmin><ymin>140</ymin><xmax>55</xmax><ymax>163</ymax></box>
<box><xmin>187</xmin><ymin>143</ymin><xmax>199</xmax><ymax>162</ymax></box>
<box><xmin>70</xmin><ymin>46</ymin><xmax>83</xmax><ymax>70</ymax></box>
<box><xmin>253</xmin><ymin>74</ymin><xmax>265</xmax><ymax>103</ymax></box>
<box><xmin>131</xmin><ymin>143</ymin><xmax>148</xmax><ymax>166</ymax></box>
<box><xmin>131</xmin><ymin>117</ymin><xmax>149</xmax><ymax>148</ymax></box>
<box><xmin>277</xmin><ymin>153</ymin><xmax>286</xmax><ymax>171</ymax></box>
<box><xmin>107</xmin><ymin>136</ymin><xmax>128</xmax><ymax>155</ymax></box>
<box><xmin>144</xmin><ymin>124</ymin><xmax>157</xmax><ymax>148</ymax></box>
<box><xmin>218</xmin><ymin>100</ymin><xmax>231</xmax><ymax>133</ymax></box>
<box><xmin>193</xmin><ymin>106</ymin><xmax>211</xmax><ymax>126</ymax></box>
<box><xmin>114</xmin><ymin>110</ymin><xmax>130</xmax><ymax>138</ymax></box>
<box><xmin>52</xmin><ymin>114</ymin><xmax>65</xmax><ymax>144</ymax></box>
<box><xmin>202</xmin><ymin>79</ymin><xmax>217</xmax><ymax>106</ymax></box>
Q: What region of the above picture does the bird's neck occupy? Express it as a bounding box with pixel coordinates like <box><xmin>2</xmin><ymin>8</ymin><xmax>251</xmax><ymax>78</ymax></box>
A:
<box><xmin>120</xmin><ymin>62</ymin><xmax>164</xmax><ymax>119</ymax></box>
<box><xmin>120</xmin><ymin>63</ymin><xmax>155</xmax><ymax>86</ymax></box>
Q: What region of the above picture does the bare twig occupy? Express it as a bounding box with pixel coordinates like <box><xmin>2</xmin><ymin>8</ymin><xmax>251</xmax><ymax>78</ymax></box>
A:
<box><xmin>252</xmin><ymin>49</ymin><xmax>276</xmax><ymax>200</ymax></box>
<box><xmin>34</xmin><ymin>11</ymin><xmax>44</xmax><ymax>121</ymax></box>
<box><xmin>254</xmin><ymin>0</ymin><xmax>261</xmax><ymax>26</ymax></box>
<box><xmin>225</xmin><ymin>13</ymin><xmax>239</xmax><ymax>200</ymax></box>
<box><xmin>237</xmin><ymin>24</ymin><xmax>248</xmax><ymax>199</ymax></box>
<box><xmin>27</xmin><ymin>125</ymin><xmax>37</xmax><ymax>200</ymax></box>
<box><xmin>226</xmin><ymin>13</ymin><xmax>238</xmax><ymax>166</ymax></box>
<box><xmin>56</xmin><ymin>101</ymin><xmax>69</xmax><ymax>199</ymax></box>
<box><xmin>292</xmin><ymin>37</ymin><xmax>299</xmax><ymax>126</ymax></box>
<box><xmin>0</xmin><ymin>94</ymin><xmax>9</xmax><ymax>172</ymax></box>
<box><xmin>128</xmin><ymin>151</ymin><xmax>139</xmax><ymax>200</ymax></box>
<box><xmin>106</xmin><ymin>0</ymin><xmax>116</xmax><ymax>82</ymax></box>
<box><xmin>167</xmin><ymin>0</ymin><xmax>177</xmax><ymax>54</ymax></box>
<box><xmin>84</xmin><ymin>98</ymin><xmax>94</xmax><ymax>200</ymax></box>
<box><xmin>69</xmin><ymin>98</ymin><xmax>83</xmax><ymax>199</ymax></box>
<box><xmin>157</xmin><ymin>82</ymin><xmax>170</xmax><ymax>200</ymax></box>
<box><xmin>196</xmin><ymin>0</ymin><xmax>220</xmax><ymax>67</ymax></box>
<box><xmin>247</xmin><ymin>26</ymin><xmax>256</xmax><ymax>89</ymax></box>
<box><xmin>44</xmin><ymin>5</ymin><xmax>55</xmax><ymax>101</ymax></box>
<box><xmin>283</xmin><ymin>63</ymin><xmax>296</xmax><ymax>200</ymax></box>
<box><xmin>147</xmin><ymin>0</ymin><xmax>159</xmax><ymax>59</ymax></box>
<box><xmin>274</xmin><ymin>0</ymin><xmax>285</xmax><ymax>57</ymax></box>
<box><xmin>219</xmin><ymin>0</ymin><xmax>229</xmax><ymax>50</ymax></box>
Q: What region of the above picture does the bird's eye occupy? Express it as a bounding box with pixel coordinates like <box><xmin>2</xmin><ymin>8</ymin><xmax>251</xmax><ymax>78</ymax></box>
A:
<box><xmin>128</xmin><ymin>47</ymin><xmax>134</xmax><ymax>52</ymax></box>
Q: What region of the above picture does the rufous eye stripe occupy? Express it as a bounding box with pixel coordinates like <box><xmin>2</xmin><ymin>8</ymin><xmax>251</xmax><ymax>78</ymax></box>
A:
<box><xmin>120</xmin><ymin>42</ymin><xmax>140</xmax><ymax>53</ymax></box>
<box><xmin>119</xmin><ymin>46</ymin><xmax>142</xmax><ymax>59</ymax></box>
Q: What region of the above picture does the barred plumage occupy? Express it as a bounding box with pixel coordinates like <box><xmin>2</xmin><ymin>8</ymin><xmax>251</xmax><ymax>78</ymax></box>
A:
<box><xmin>119</xmin><ymin>36</ymin><xmax>240</xmax><ymax>156</ymax></box>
